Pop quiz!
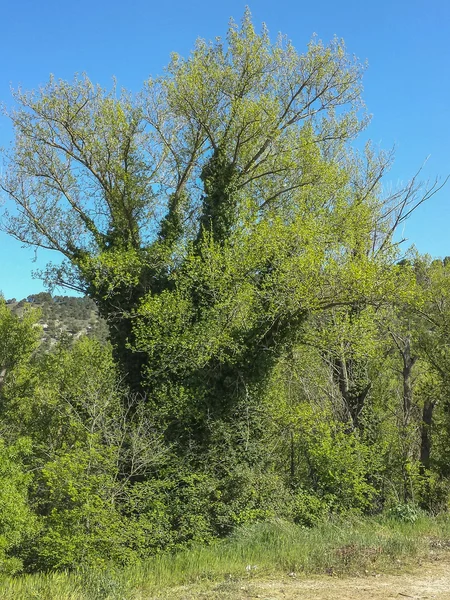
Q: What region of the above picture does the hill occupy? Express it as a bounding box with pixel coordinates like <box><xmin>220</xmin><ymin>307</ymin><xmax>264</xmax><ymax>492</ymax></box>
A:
<box><xmin>5</xmin><ymin>292</ymin><xmax>109</xmax><ymax>347</ymax></box>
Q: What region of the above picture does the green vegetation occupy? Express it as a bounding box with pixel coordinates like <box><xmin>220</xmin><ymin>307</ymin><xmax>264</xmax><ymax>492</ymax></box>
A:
<box><xmin>6</xmin><ymin>293</ymin><xmax>109</xmax><ymax>347</ymax></box>
<box><xmin>2</xmin><ymin>516</ymin><xmax>450</xmax><ymax>599</ymax></box>
<box><xmin>0</xmin><ymin>9</ymin><xmax>449</xmax><ymax>593</ymax></box>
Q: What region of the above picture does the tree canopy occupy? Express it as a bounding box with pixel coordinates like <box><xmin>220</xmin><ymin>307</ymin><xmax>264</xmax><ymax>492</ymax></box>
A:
<box><xmin>2</xmin><ymin>12</ymin><xmax>433</xmax><ymax>394</ymax></box>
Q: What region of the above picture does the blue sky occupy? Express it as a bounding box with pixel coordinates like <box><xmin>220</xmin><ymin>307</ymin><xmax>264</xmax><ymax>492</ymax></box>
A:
<box><xmin>0</xmin><ymin>0</ymin><xmax>449</xmax><ymax>299</ymax></box>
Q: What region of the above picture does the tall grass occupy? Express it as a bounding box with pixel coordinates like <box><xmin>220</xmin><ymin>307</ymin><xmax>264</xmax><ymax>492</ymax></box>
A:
<box><xmin>2</xmin><ymin>515</ymin><xmax>450</xmax><ymax>600</ymax></box>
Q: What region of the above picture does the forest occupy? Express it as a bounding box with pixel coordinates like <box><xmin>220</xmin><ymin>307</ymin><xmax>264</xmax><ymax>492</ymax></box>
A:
<box><xmin>0</xmin><ymin>11</ymin><xmax>449</xmax><ymax>580</ymax></box>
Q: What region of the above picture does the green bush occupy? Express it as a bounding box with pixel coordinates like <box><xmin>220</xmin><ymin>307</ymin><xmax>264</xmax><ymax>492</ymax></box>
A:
<box><xmin>0</xmin><ymin>438</ymin><xmax>39</xmax><ymax>574</ymax></box>
<box><xmin>290</xmin><ymin>405</ymin><xmax>378</xmax><ymax>514</ymax></box>
<box><xmin>32</xmin><ymin>443</ymin><xmax>135</xmax><ymax>570</ymax></box>
<box><xmin>291</xmin><ymin>490</ymin><xmax>331</xmax><ymax>527</ymax></box>
<box><xmin>386</xmin><ymin>502</ymin><xmax>424</xmax><ymax>524</ymax></box>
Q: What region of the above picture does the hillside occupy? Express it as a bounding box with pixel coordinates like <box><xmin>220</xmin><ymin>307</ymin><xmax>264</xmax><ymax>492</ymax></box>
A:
<box><xmin>5</xmin><ymin>292</ymin><xmax>109</xmax><ymax>347</ymax></box>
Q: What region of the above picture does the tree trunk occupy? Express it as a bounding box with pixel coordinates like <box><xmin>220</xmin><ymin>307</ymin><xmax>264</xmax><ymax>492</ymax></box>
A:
<box><xmin>419</xmin><ymin>398</ymin><xmax>436</xmax><ymax>470</ymax></box>
<box><xmin>334</xmin><ymin>357</ymin><xmax>371</xmax><ymax>430</ymax></box>
<box><xmin>401</xmin><ymin>336</ymin><xmax>416</xmax><ymax>427</ymax></box>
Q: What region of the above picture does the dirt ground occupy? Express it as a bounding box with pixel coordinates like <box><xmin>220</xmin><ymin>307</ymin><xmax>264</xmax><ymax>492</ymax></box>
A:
<box><xmin>155</xmin><ymin>555</ymin><xmax>450</xmax><ymax>600</ymax></box>
<box><xmin>240</xmin><ymin>561</ymin><xmax>450</xmax><ymax>600</ymax></box>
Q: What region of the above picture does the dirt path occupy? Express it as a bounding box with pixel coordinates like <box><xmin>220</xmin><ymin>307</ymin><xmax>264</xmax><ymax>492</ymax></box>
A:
<box><xmin>243</xmin><ymin>562</ymin><xmax>450</xmax><ymax>599</ymax></box>
<box><xmin>156</xmin><ymin>556</ymin><xmax>450</xmax><ymax>599</ymax></box>
<box><xmin>233</xmin><ymin>560</ymin><xmax>450</xmax><ymax>600</ymax></box>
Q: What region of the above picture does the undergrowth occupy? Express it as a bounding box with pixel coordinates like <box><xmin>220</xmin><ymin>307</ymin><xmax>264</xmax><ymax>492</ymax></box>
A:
<box><xmin>2</xmin><ymin>515</ymin><xmax>450</xmax><ymax>600</ymax></box>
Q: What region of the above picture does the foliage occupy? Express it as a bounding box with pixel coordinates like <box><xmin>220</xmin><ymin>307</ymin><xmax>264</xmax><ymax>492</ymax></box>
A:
<box><xmin>0</xmin><ymin>10</ymin><xmax>448</xmax><ymax>575</ymax></box>
<box><xmin>0</xmin><ymin>299</ymin><xmax>40</xmax><ymax>380</ymax></box>
<box><xmin>7</xmin><ymin>293</ymin><xmax>109</xmax><ymax>347</ymax></box>
<box><xmin>1</xmin><ymin>10</ymin><xmax>425</xmax><ymax>393</ymax></box>
<box><xmin>0</xmin><ymin>438</ymin><xmax>39</xmax><ymax>574</ymax></box>
<box><xmin>2</xmin><ymin>516</ymin><xmax>450</xmax><ymax>599</ymax></box>
<box><xmin>386</xmin><ymin>502</ymin><xmax>424</xmax><ymax>524</ymax></box>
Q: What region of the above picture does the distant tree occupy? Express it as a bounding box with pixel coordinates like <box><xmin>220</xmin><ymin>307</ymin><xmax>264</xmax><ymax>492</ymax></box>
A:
<box><xmin>0</xmin><ymin>300</ymin><xmax>40</xmax><ymax>390</ymax></box>
<box><xmin>27</xmin><ymin>292</ymin><xmax>52</xmax><ymax>304</ymax></box>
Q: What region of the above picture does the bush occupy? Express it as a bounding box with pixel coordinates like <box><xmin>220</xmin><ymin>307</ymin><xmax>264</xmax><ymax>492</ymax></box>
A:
<box><xmin>386</xmin><ymin>502</ymin><xmax>424</xmax><ymax>524</ymax></box>
<box><xmin>0</xmin><ymin>438</ymin><xmax>39</xmax><ymax>574</ymax></box>
<box><xmin>291</xmin><ymin>490</ymin><xmax>331</xmax><ymax>528</ymax></box>
<box><xmin>291</xmin><ymin>405</ymin><xmax>378</xmax><ymax>514</ymax></box>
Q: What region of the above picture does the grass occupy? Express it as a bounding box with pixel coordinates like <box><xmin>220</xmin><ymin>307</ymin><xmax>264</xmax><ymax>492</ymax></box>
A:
<box><xmin>2</xmin><ymin>515</ymin><xmax>450</xmax><ymax>599</ymax></box>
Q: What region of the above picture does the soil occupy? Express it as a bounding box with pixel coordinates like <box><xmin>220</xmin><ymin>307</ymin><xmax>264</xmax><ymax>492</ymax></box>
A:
<box><xmin>155</xmin><ymin>554</ymin><xmax>450</xmax><ymax>600</ymax></box>
<box><xmin>241</xmin><ymin>561</ymin><xmax>450</xmax><ymax>599</ymax></box>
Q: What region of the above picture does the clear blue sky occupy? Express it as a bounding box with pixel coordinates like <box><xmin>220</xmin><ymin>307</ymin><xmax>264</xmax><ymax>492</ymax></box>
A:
<box><xmin>0</xmin><ymin>0</ymin><xmax>449</xmax><ymax>299</ymax></box>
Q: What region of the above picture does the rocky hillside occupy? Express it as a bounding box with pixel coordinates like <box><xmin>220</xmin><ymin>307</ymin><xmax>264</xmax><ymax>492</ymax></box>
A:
<box><xmin>6</xmin><ymin>292</ymin><xmax>109</xmax><ymax>348</ymax></box>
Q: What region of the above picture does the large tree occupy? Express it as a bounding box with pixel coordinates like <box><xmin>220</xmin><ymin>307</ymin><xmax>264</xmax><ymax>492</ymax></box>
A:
<box><xmin>0</xmin><ymin>11</ymin><xmax>432</xmax><ymax>396</ymax></box>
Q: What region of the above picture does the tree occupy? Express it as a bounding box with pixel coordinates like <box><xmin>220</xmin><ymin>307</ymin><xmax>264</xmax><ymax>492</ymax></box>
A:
<box><xmin>1</xmin><ymin>11</ymin><xmax>434</xmax><ymax>397</ymax></box>
<box><xmin>413</xmin><ymin>259</ymin><xmax>450</xmax><ymax>475</ymax></box>
<box><xmin>0</xmin><ymin>300</ymin><xmax>40</xmax><ymax>391</ymax></box>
